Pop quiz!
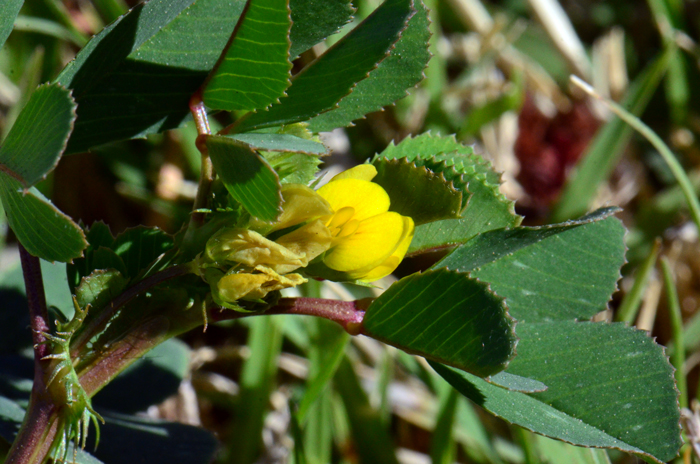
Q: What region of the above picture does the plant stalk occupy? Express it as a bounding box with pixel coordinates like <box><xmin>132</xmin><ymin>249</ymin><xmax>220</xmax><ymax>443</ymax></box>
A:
<box><xmin>5</xmin><ymin>246</ymin><xmax>57</xmax><ymax>464</ymax></box>
<box><xmin>186</xmin><ymin>90</ymin><xmax>214</xmax><ymax>237</ymax></box>
<box><xmin>70</xmin><ymin>264</ymin><xmax>191</xmax><ymax>358</ymax></box>
<box><xmin>211</xmin><ymin>297</ymin><xmax>369</xmax><ymax>334</ymax></box>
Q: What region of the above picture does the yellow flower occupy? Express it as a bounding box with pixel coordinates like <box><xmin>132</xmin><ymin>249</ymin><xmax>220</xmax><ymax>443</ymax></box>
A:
<box><xmin>316</xmin><ymin>164</ymin><xmax>414</xmax><ymax>282</ymax></box>
<box><xmin>206</xmin><ymin>267</ymin><xmax>307</xmax><ymax>308</ymax></box>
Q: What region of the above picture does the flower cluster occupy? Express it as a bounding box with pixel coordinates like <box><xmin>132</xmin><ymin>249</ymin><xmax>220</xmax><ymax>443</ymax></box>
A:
<box><xmin>202</xmin><ymin>165</ymin><xmax>414</xmax><ymax>308</ymax></box>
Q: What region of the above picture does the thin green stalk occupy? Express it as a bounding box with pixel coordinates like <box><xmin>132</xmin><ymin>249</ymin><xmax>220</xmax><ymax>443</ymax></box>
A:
<box><xmin>183</xmin><ymin>90</ymin><xmax>214</xmax><ymax>245</ymax></box>
<box><xmin>660</xmin><ymin>257</ymin><xmax>687</xmax><ymax>409</ymax></box>
<box><xmin>616</xmin><ymin>239</ymin><xmax>661</xmax><ymax>324</ymax></box>
<box><xmin>571</xmin><ymin>76</ymin><xmax>700</xmax><ymax>233</ymax></box>
<box><xmin>512</xmin><ymin>426</ymin><xmax>540</xmax><ymax>464</ymax></box>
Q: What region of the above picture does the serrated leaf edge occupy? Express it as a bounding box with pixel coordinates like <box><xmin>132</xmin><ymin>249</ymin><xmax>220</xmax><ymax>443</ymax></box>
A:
<box><xmin>289</xmin><ymin>1</ymin><xmax>357</xmax><ymax>60</ymax></box>
<box><xmin>201</xmin><ymin>0</ymin><xmax>294</xmax><ymax>113</ymax></box>
<box><xmin>0</xmin><ymin>83</ymin><xmax>77</xmax><ymax>191</ymax></box>
<box><xmin>228</xmin><ymin>0</ymin><xmax>417</xmax><ymax>133</ymax></box>
<box><xmin>374</xmin><ymin>157</ymin><xmax>463</xmax><ymax>220</ymax></box>
<box><xmin>310</xmin><ymin>0</ymin><xmax>432</xmax><ymax>130</ymax></box>
<box><xmin>363</xmin><ymin>268</ymin><xmax>518</xmax><ymax>377</ymax></box>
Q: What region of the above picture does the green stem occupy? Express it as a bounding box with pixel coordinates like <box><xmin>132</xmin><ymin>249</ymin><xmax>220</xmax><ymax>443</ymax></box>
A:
<box><xmin>616</xmin><ymin>239</ymin><xmax>661</xmax><ymax>324</ymax></box>
<box><xmin>661</xmin><ymin>257</ymin><xmax>687</xmax><ymax>409</ymax></box>
<box><xmin>185</xmin><ymin>90</ymin><xmax>214</xmax><ymax>242</ymax></box>
<box><xmin>571</xmin><ymin>76</ymin><xmax>700</xmax><ymax>232</ymax></box>
<box><xmin>70</xmin><ymin>264</ymin><xmax>191</xmax><ymax>358</ymax></box>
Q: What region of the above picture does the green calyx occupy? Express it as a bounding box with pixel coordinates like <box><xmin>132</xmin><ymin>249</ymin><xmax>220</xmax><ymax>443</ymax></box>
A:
<box><xmin>40</xmin><ymin>297</ymin><xmax>104</xmax><ymax>462</ymax></box>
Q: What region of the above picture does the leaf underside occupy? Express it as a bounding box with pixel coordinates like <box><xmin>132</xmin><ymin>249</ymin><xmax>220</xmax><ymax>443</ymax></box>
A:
<box><xmin>436</xmin><ymin>209</ymin><xmax>626</xmax><ymax>322</ymax></box>
<box><xmin>0</xmin><ymin>0</ymin><xmax>23</xmax><ymax>49</ymax></box>
<box><xmin>0</xmin><ymin>84</ymin><xmax>76</xmax><ymax>187</ymax></box>
<box><xmin>288</xmin><ymin>0</ymin><xmax>354</xmax><ymax>59</ymax></box>
<box><xmin>235</xmin><ymin>0</ymin><xmax>415</xmax><ymax>132</ymax></box>
<box><xmin>226</xmin><ymin>133</ymin><xmax>328</xmax><ymax>155</ymax></box>
<box><xmin>207</xmin><ymin>135</ymin><xmax>283</xmax><ymax>221</ymax></box>
<box><xmin>373</xmin><ymin>133</ymin><xmax>521</xmax><ymax>254</ymax></box>
<box><xmin>371</xmin><ymin>158</ymin><xmax>462</xmax><ymax>225</ymax></box>
<box><xmin>56</xmin><ymin>0</ymin><xmax>247</xmax><ymax>153</ymax></box>
<box><xmin>0</xmin><ymin>83</ymin><xmax>85</xmax><ymax>262</ymax></box>
<box><xmin>203</xmin><ymin>0</ymin><xmax>293</xmax><ymax>112</ymax></box>
<box><xmin>432</xmin><ymin>321</ymin><xmax>681</xmax><ymax>464</ymax></box>
<box><xmin>362</xmin><ymin>269</ymin><xmax>516</xmax><ymax>377</ymax></box>
<box><xmin>307</xmin><ymin>0</ymin><xmax>431</xmax><ymax>132</ymax></box>
<box><xmin>0</xmin><ymin>178</ymin><xmax>87</xmax><ymax>262</ymax></box>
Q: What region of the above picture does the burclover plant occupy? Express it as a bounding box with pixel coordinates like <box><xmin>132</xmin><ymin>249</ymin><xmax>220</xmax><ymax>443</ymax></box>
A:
<box><xmin>0</xmin><ymin>0</ymin><xmax>682</xmax><ymax>463</ymax></box>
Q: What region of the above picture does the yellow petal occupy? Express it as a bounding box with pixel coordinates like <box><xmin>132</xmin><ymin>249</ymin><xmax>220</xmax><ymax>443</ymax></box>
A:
<box><xmin>329</xmin><ymin>164</ymin><xmax>377</xmax><ymax>182</ymax></box>
<box><xmin>218</xmin><ymin>266</ymin><xmax>307</xmax><ymax>301</ymax></box>
<box><xmin>206</xmin><ymin>228</ymin><xmax>304</xmax><ymax>268</ymax></box>
<box><xmin>323</xmin><ymin>212</ymin><xmax>404</xmax><ymax>273</ymax></box>
<box><xmin>218</xmin><ymin>273</ymin><xmax>270</xmax><ymax>301</ymax></box>
<box><xmin>264</xmin><ymin>184</ymin><xmax>333</xmax><ymax>233</ymax></box>
<box><xmin>356</xmin><ymin>216</ymin><xmax>414</xmax><ymax>282</ymax></box>
<box><xmin>273</xmin><ymin>219</ymin><xmax>333</xmax><ymax>274</ymax></box>
<box><xmin>318</xmin><ymin>179</ymin><xmax>389</xmax><ymax>222</ymax></box>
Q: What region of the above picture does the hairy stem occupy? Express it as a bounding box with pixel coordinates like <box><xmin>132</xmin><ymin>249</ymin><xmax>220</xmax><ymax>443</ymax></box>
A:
<box><xmin>5</xmin><ymin>246</ymin><xmax>56</xmax><ymax>464</ymax></box>
<box><xmin>70</xmin><ymin>264</ymin><xmax>191</xmax><ymax>358</ymax></box>
<box><xmin>211</xmin><ymin>297</ymin><xmax>369</xmax><ymax>334</ymax></box>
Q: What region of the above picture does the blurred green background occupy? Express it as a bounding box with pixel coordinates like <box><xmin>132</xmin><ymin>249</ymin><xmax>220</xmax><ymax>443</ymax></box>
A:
<box><xmin>2</xmin><ymin>0</ymin><xmax>700</xmax><ymax>462</ymax></box>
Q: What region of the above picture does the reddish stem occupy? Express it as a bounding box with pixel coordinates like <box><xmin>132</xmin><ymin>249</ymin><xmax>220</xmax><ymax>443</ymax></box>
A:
<box><xmin>210</xmin><ymin>297</ymin><xmax>369</xmax><ymax>334</ymax></box>
<box><xmin>70</xmin><ymin>264</ymin><xmax>191</xmax><ymax>358</ymax></box>
<box><xmin>5</xmin><ymin>246</ymin><xmax>57</xmax><ymax>464</ymax></box>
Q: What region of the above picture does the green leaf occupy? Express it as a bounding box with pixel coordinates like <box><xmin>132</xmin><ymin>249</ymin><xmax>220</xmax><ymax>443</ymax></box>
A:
<box><xmin>377</xmin><ymin>133</ymin><xmax>504</xmax><ymax>197</ymax></box>
<box><xmin>0</xmin><ymin>260</ymin><xmax>74</xmax><ymax>333</ymax></box>
<box><xmin>12</xmin><ymin>16</ymin><xmax>86</xmax><ymax>47</ymax></box>
<box><xmin>90</xmin><ymin>248</ymin><xmax>129</xmax><ymax>279</ymax></box>
<box><xmin>55</xmin><ymin>0</ymin><xmax>247</xmax><ymax>153</ymax></box>
<box><xmin>1</xmin><ymin>47</ymin><xmax>45</xmax><ymax>141</ymax></box>
<box><xmin>0</xmin><ymin>84</ymin><xmax>76</xmax><ymax>187</ymax></box>
<box><xmin>433</xmin><ymin>321</ymin><xmax>681</xmax><ymax>463</ymax></box>
<box><xmin>112</xmin><ymin>226</ymin><xmax>174</xmax><ymax>280</ymax></box>
<box><xmin>520</xmin><ymin>321</ymin><xmax>680</xmax><ymax>461</ymax></box>
<box><xmin>0</xmin><ymin>83</ymin><xmax>85</xmax><ymax>263</ymax></box>
<box><xmin>206</xmin><ymin>135</ymin><xmax>282</xmax><ymax>221</ymax></box>
<box><xmin>288</xmin><ymin>0</ymin><xmax>353</xmax><ymax>59</ymax></box>
<box><xmin>362</xmin><ymin>269</ymin><xmax>516</xmax><ymax>377</ymax></box>
<box><xmin>0</xmin><ymin>177</ymin><xmax>87</xmax><ymax>262</ymax></box>
<box><xmin>0</xmin><ymin>395</ymin><xmax>26</xmax><ymax>441</ymax></box>
<box><xmin>67</xmin><ymin>221</ymin><xmax>117</xmax><ymax>289</ymax></box>
<box><xmin>307</xmin><ymin>0</ymin><xmax>430</xmax><ymax>132</ymax></box>
<box><xmin>90</xmin><ymin>412</ymin><xmax>217</xmax><ymax>464</ymax></box>
<box><xmin>94</xmin><ymin>339</ymin><xmax>190</xmax><ymax>414</ymax></box>
<box><xmin>227</xmin><ymin>316</ymin><xmax>283</xmax><ymax>464</ymax></box>
<box><xmin>75</xmin><ymin>269</ymin><xmax>128</xmax><ymax>312</ymax></box>
<box><xmin>436</xmin><ymin>209</ymin><xmax>625</xmax><ymax>322</ymax></box>
<box><xmin>297</xmin><ymin>319</ymin><xmax>349</xmax><ymax>422</ymax></box>
<box><xmin>235</xmin><ymin>0</ymin><xmax>415</xmax><ymax>131</ymax></box>
<box><xmin>373</xmin><ymin>133</ymin><xmax>521</xmax><ymax>254</ymax></box>
<box><xmin>0</xmin><ymin>0</ymin><xmax>23</xmax><ymax>49</ymax></box>
<box><xmin>533</xmin><ymin>435</ymin><xmax>613</xmax><ymax>464</ymax></box>
<box><xmin>262</xmin><ymin>151</ymin><xmax>322</xmax><ymax>185</ymax></box>
<box><xmin>551</xmin><ymin>52</ymin><xmax>668</xmax><ymax>221</ymax></box>
<box><xmin>226</xmin><ymin>133</ymin><xmax>328</xmax><ymax>155</ymax></box>
<box><xmin>289</xmin><ymin>402</ymin><xmax>308</xmax><ymax>464</ymax></box>
<box><xmin>372</xmin><ymin>158</ymin><xmax>462</xmax><ymax>225</ymax></box>
<box><xmin>203</xmin><ymin>0</ymin><xmax>293</xmax><ymax>112</ymax></box>
<box><xmin>334</xmin><ymin>356</ymin><xmax>400</xmax><ymax>464</ymax></box>
<box><xmin>486</xmin><ymin>372</ymin><xmax>547</xmax><ymax>393</ymax></box>
<box><xmin>430</xmin><ymin>388</ymin><xmax>459</xmax><ymax>464</ymax></box>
